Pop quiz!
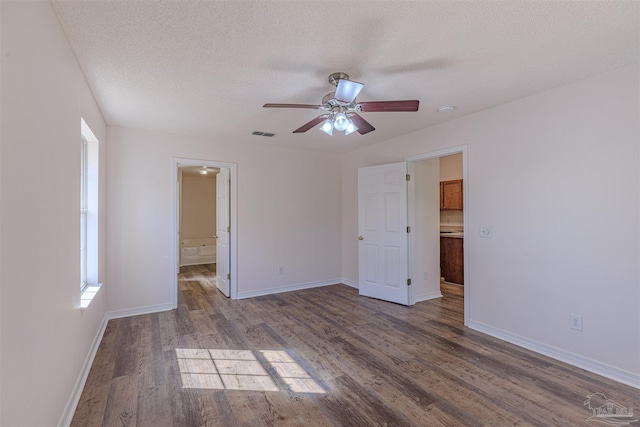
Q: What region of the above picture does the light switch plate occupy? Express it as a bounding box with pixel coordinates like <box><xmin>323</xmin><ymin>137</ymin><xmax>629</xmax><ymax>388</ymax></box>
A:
<box><xmin>480</xmin><ymin>226</ymin><xmax>492</xmax><ymax>238</ymax></box>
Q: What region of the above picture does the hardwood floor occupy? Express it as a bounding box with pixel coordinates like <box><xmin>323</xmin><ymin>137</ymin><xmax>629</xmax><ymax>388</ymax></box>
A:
<box><xmin>71</xmin><ymin>265</ymin><xmax>638</xmax><ymax>426</ymax></box>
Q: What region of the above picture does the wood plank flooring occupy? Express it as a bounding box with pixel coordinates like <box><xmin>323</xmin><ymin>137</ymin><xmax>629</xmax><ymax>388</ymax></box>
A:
<box><xmin>71</xmin><ymin>265</ymin><xmax>639</xmax><ymax>426</ymax></box>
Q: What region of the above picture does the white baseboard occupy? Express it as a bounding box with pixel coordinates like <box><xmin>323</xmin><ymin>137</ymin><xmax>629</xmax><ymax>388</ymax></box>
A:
<box><xmin>341</xmin><ymin>279</ymin><xmax>359</xmax><ymax>289</ymax></box>
<box><xmin>58</xmin><ymin>315</ymin><xmax>109</xmax><ymax>427</ymax></box>
<box><xmin>106</xmin><ymin>302</ymin><xmax>174</xmax><ymax>320</ymax></box>
<box><xmin>468</xmin><ymin>320</ymin><xmax>640</xmax><ymax>390</ymax></box>
<box><xmin>414</xmin><ymin>291</ymin><xmax>442</xmax><ymax>303</ymax></box>
<box><xmin>237</xmin><ymin>279</ymin><xmax>342</xmax><ymax>299</ymax></box>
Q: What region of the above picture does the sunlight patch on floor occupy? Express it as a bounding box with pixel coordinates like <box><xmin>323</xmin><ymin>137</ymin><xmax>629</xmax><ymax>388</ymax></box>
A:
<box><xmin>260</xmin><ymin>350</ymin><xmax>326</xmax><ymax>394</ymax></box>
<box><xmin>176</xmin><ymin>348</ymin><xmax>325</xmax><ymax>394</ymax></box>
<box><xmin>178</xmin><ymin>274</ymin><xmax>214</xmax><ymax>282</ymax></box>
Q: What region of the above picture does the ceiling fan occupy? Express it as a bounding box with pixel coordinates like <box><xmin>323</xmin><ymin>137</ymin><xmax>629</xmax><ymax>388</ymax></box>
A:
<box><xmin>263</xmin><ymin>72</ymin><xmax>419</xmax><ymax>136</ymax></box>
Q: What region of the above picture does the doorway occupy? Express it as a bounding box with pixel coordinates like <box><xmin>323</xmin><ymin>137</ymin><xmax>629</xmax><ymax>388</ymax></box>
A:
<box><xmin>407</xmin><ymin>146</ymin><xmax>468</xmax><ymax>325</ymax></box>
<box><xmin>178</xmin><ymin>165</ymin><xmax>218</xmax><ymax>268</ymax></box>
<box><xmin>172</xmin><ymin>158</ymin><xmax>238</xmax><ymax>308</ymax></box>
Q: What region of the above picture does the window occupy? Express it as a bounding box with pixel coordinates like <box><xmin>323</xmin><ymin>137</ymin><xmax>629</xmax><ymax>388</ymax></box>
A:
<box><xmin>80</xmin><ymin>136</ymin><xmax>88</xmax><ymax>292</ymax></box>
<box><xmin>80</xmin><ymin>118</ymin><xmax>101</xmax><ymax>308</ymax></box>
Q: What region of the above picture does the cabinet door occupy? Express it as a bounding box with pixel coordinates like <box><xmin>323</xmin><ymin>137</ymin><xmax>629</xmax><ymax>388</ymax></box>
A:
<box><xmin>440</xmin><ymin>237</ymin><xmax>464</xmax><ymax>285</ymax></box>
<box><xmin>441</xmin><ymin>179</ymin><xmax>463</xmax><ymax>211</ymax></box>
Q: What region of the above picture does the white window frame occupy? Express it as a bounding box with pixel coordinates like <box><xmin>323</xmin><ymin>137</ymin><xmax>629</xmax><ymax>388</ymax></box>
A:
<box><xmin>80</xmin><ymin>118</ymin><xmax>101</xmax><ymax>308</ymax></box>
<box><xmin>80</xmin><ymin>135</ymin><xmax>88</xmax><ymax>292</ymax></box>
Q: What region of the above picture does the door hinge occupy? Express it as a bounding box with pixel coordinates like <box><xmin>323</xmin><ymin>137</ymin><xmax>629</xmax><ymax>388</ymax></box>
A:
<box><xmin>406</xmin><ymin>174</ymin><xmax>411</xmax><ymax>181</ymax></box>
<box><xmin>407</xmin><ymin>278</ymin><xmax>412</xmax><ymax>286</ymax></box>
<box><xmin>227</xmin><ymin>226</ymin><xmax>230</xmax><ymax>232</ymax></box>
<box><xmin>407</xmin><ymin>226</ymin><xmax>411</xmax><ymax>233</ymax></box>
<box><xmin>227</xmin><ymin>273</ymin><xmax>231</xmax><ymax>280</ymax></box>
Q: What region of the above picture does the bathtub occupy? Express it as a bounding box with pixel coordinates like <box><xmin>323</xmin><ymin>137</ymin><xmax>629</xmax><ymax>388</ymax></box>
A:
<box><xmin>180</xmin><ymin>238</ymin><xmax>216</xmax><ymax>266</ymax></box>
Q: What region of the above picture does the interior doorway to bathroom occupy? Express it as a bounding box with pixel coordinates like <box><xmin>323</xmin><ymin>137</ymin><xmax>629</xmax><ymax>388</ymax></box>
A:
<box><xmin>172</xmin><ymin>158</ymin><xmax>237</xmax><ymax>307</ymax></box>
<box><xmin>178</xmin><ymin>165</ymin><xmax>218</xmax><ymax>269</ymax></box>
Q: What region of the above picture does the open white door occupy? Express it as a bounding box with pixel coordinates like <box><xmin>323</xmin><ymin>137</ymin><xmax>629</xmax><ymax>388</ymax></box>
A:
<box><xmin>176</xmin><ymin>174</ymin><xmax>181</xmax><ymax>271</ymax></box>
<box><xmin>216</xmin><ymin>168</ymin><xmax>231</xmax><ymax>297</ymax></box>
<box><xmin>358</xmin><ymin>162</ymin><xmax>410</xmax><ymax>305</ymax></box>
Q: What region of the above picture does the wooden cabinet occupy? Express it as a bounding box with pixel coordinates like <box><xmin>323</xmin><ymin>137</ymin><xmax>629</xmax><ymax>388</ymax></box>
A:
<box><xmin>440</xmin><ymin>179</ymin><xmax>463</xmax><ymax>211</ymax></box>
<box><xmin>440</xmin><ymin>237</ymin><xmax>464</xmax><ymax>285</ymax></box>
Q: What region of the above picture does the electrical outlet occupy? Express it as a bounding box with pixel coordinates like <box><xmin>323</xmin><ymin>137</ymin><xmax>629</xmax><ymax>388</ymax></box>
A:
<box><xmin>277</xmin><ymin>266</ymin><xmax>284</xmax><ymax>275</ymax></box>
<box><xmin>570</xmin><ymin>314</ymin><xmax>583</xmax><ymax>331</ymax></box>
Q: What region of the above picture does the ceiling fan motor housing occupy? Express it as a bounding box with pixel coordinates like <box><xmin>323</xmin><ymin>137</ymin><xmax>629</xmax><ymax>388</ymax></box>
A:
<box><xmin>327</xmin><ymin>72</ymin><xmax>350</xmax><ymax>87</ymax></box>
<box><xmin>321</xmin><ymin>92</ymin><xmax>355</xmax><ymax>112</ymax></box>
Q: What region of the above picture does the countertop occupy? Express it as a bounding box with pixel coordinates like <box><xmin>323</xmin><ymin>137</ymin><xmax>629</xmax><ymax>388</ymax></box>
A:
<box><xmin>440</xmin><ymin>227</ymin><xmax>464</xmax><ymax>238</ymax></box>
<box><xmin>440</xmin><ymin>231</ymin><xmax>463</xmax><ymax>238</ymax></box>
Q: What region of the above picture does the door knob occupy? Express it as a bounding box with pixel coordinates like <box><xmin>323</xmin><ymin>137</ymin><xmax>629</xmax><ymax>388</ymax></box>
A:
<box><xmin>358</xmin><ymin>236</ymin><xmax>364</xmax><ymax>240</ymax></box>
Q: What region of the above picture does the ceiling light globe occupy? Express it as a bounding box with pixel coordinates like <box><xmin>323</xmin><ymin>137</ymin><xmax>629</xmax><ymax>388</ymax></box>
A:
<box><xmin>334</xmin><ymin>113</ymin><xmax>349</xmax><ymax>131</ymax></box>
<box><xmin>344</xmin><ymin>121</ymin><xmax>358</xmax><ymax>135</ymax></box>
<box><xmin>320</xmin><ymin>118</ymin><xmax>334</xmax><ymax>135</ymax></box>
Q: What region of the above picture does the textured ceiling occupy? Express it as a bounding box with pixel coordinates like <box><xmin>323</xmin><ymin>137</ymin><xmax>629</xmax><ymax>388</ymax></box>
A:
<box><xmin>52</xmin><ymin>0</ymin><xmax>639</xmax><ymax>153</ymax></box>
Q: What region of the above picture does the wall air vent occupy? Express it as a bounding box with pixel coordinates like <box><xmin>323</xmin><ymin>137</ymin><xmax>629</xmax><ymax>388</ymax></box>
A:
<box><xmin>252</xmin><ymin>131</ymin><xmax>275</xmax><ymax>137</ymax></box>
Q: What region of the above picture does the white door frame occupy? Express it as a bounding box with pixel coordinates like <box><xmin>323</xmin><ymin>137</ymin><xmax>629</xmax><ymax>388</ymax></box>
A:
<box><xmin>406</xmin><ymin>145</ymin><xmax>469</xmax><ymax>325</ymax></box>
<box><xmin>172</xmin><ymin>157</ymin><xmax>238</xmax><ymax>307</ymax></box>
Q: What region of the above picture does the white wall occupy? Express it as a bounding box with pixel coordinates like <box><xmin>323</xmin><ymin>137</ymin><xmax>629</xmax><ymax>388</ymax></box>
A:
<box><xmin>181</xmin><ymin>174</ymin><xmax>216</xmax><ymax>239</ymax></box>
<box><xmin>0</xmin><ymin>2</ymin><xmax>108</xmax><ymax>425</ymax></box>
<box><xmin>342</xmin><ymin>65</ymin><xmax>640</xmax><ymax>382</ymax></box>
<box><xmin>440</xmin><ymin>153</ymin><xmax>463</xmax><ymax>181</ymax></box>
<box><xmin>107</xmin><ymin>126</ymin><xmax>342</xmax><ymax>310</ymax></box>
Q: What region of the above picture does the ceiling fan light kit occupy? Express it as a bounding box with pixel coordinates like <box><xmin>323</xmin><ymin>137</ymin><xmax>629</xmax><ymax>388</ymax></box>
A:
<box><xmin>333</xmin><ymin>112</ymin><xmax>350</xmax><ymax>131</ymax></box>
<box><xmin>320</xmin><ymin>117</ymin><xmax>334</xmax><ymax>135</ymax></box>
<box><xmin>344</xmin><ymin>118</ymin><xmax>358</xmax><ymax>135</ymax></box>
<box><xmin>320</xmin><ymin>111</ymin><xmax>359</xmax><ymax>136</ymax></box>
<box><xmin>264</xmin><ymin>72</ymin><xmax>419</xmax><ymax>136</ymax></box>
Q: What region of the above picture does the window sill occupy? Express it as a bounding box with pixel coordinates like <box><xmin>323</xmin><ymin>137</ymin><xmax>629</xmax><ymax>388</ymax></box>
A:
<box><xmin>80</xmin><ymin>283</ymin><xmax>103</xmax><ymax>310</ymax></box>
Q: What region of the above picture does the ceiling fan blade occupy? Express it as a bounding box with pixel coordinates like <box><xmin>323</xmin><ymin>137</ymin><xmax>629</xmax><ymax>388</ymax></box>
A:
<box><xmin>349</xmin><ymin>113</ymin><xmax>375</xmax><ymax>135</ymax></box>
<box><xmin>263</xmin><ymin>103</ymin><xmax>322</xmax><ymax>109</ymax></box>
<box><xmin>335</xmin><ymin>79</ymin><xmax>364</xmax><ymax>103</ymax></box>
<box><xmin>292</xmin><ymin>115</ymin><xmax>330</xmax><ymax>133</ymax></box>
<box><xmin>358</xmin><ymin>100</ymin><xmax>419</xmax><ymax>112</ymax></box>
